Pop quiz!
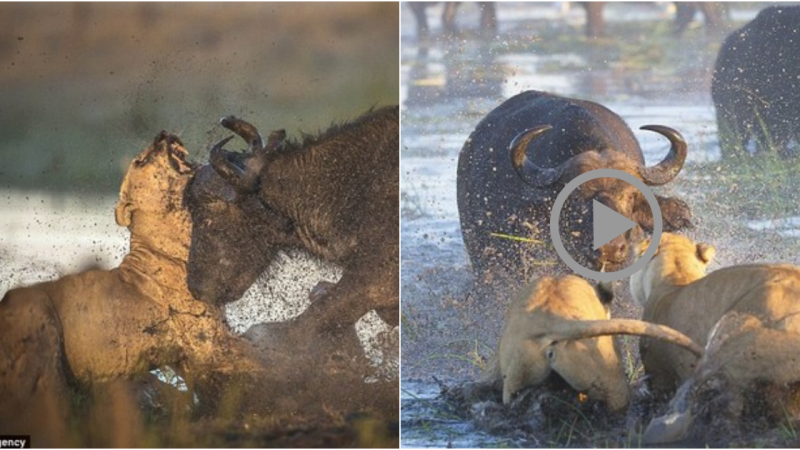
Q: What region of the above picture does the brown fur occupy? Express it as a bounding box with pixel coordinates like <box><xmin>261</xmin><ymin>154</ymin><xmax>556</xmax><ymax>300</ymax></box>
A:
<box><xmin>630</xmin><ymin>232</ymin><xmax>800</xmax><ymax>443</ymax></box>
<box><xmin>485</xmin><ymin>276</ymin><xmax>628</xmax><ymax>411</ymax></box>
<box><xmin>0</xmin><ymin>133</ymin><xmax>264</xmax><ymax>441</ymax></box>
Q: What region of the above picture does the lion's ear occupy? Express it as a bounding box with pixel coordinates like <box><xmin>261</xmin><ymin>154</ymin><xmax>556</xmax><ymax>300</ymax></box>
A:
<box><xmin>696</xmin><ymin>243</ymin><xmax>715</xmax><ymax>264</ymax></box>
<box><xmin>115</xmin><ymin>201</ymin><xmax>133</xmax><ymax>227</ymax></box>
<box><xmin>595</xmin><ymin>281</ymin><xmax>614</xmax><ymax>306</ymax></box>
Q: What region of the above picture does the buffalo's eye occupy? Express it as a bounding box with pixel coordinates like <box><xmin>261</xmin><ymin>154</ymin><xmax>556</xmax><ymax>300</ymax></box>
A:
<box><xmin>546</xmin><ymin>346</ymin><xmax>556</xmax><ymax>361</ymax></box>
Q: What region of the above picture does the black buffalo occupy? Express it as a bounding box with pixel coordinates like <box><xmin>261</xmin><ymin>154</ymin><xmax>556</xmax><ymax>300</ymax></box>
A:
<box><xmin>712</xmin><ymin>5</ymin><xmax>800</xmax><ymax>158</ymax></box>
<box><xmin>186</xmin><ymin>106</ymin><xmax>398</xmax><ymax>354</ymax></box>
<box><xmin>457</xmin><ymin>90</ymin><xmax>692</xmax><ymax>283</ymax></box>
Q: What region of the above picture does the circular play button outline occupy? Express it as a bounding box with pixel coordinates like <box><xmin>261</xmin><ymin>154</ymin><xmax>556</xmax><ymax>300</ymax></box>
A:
<box><xmin>550</xmin><ymin>168</ymin><xmax>662</xmax><ymax>282</ymax></box>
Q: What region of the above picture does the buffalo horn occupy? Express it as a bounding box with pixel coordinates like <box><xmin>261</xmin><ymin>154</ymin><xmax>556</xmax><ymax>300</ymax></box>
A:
<box><xmin>550</xmin><ymin>318</ymin><xmax>703</xmax><ymax>357</ymax></box>
<box><xmin>509</xmin><ymin>125</ymin><xmax>568</xmax><ymax>187</ymax></box>
<box><xmin>638</xmin><ymin>125</ymin><xmax>688</xmax><ymax>186</ymax></box>
<box><xmin>220</xmin><ymin>115</ymin><xmax>264</xmax><ymax>154</ymax></box>
<box><xmin>209</xmin><ymin>135</ymin><xmax>259</xmax><ymax>194</ymax></box>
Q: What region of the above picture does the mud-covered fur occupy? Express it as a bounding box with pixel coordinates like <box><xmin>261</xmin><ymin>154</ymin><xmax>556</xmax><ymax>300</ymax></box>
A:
<box><xmin>483</xmin><ymin>275</ymin><xmax>704</xmax><ymax>412</ymax></box>
<box><xmin>485</xmin><ymin>276</ymin><xmax>628</xmax><ymax>410</ymax></box>
<box><xmin>630</xmin><ymin>232</ymin><xmax>800</xmax><ymax>443</ymax></box>
<box><xmin>0</xmin><ymin>133</ymin><xmax>263</xmax><ymax>440</ymax></box>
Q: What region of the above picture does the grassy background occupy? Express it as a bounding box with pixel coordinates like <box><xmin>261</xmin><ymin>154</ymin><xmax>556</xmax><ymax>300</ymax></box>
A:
<box><xmin>0</xmin><ymin>2</ymin><xmax>398</xmax><ymax>194</ymax></box>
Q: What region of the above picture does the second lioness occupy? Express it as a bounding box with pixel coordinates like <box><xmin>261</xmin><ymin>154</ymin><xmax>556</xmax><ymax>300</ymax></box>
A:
<box><xmin>630</xmin><ymin>233</ymin><xmax>800</xmax><ymax>442</ymax></box>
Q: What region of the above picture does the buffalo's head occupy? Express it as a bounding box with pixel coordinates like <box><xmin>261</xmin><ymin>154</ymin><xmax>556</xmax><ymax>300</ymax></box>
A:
<box><xmin>185</xmin><ymin>117</ymin><xmax>297</xmax><ymax>305</ymax></box>
<box><xmin>510</xmin><ymin>125</ymin><xmax>690</xmax><ymax>272</ymax></box>
<box><xmin>185</xmin><ymin>165</ymin><xmax>295</xmax><ymax>304</ymax></box>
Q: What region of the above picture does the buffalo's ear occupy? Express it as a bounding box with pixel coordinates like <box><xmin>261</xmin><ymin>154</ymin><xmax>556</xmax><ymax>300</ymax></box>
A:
<box><xmin>633</xmin><ymin>195</ymin><xmax>693</xmax><ymax>232</ymax></box>
<box><xmin>696</xmin><ymin>243</ymin><xmax>715</xmax><ymax>264</ymax></box>
<box><xmin>632</xmin><ymin>194</ymin><xmax>655</xmax><ymax>232</ymax></box>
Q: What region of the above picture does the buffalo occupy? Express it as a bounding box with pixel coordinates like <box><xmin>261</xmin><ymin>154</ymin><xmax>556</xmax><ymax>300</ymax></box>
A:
<box><xmin>712</xmin><ymin>5</ymin><xmax>800</xmax><ymax>158</ymax></box>
<box><xmin>187</xmin><ymin>106</ymin><xmax>399</xmax><ymax>358</ymax></box>
<box><xmin>457</xmin><ymin>90</ymin><xmax>692</xmax><ymax>283</ymax></box>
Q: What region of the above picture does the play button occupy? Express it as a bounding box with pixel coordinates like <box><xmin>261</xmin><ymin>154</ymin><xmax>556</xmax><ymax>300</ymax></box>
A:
<box><xmin>550</xmin><ymin>168</ymin><xmax>663</xmax><ymax>282</ymax></box>
<box><xmin>592</xmin><ymin>200</ymin><xmax>637</xmax><ymax>251</ymax></box>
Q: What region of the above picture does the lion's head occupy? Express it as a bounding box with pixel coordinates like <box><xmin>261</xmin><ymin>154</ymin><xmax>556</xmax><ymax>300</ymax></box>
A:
<box><xmin>629</xmin><ymin>232</ymin><xmax>715</xmax><ymax>307</ymax></box>
<box><xmin>115</xmin><ymin>131</ymin><xmax>196</xmax><ymax>262</ymax></box>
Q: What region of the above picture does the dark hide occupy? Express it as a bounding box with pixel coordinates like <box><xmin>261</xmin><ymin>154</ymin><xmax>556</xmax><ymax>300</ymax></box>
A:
<box><xmin>456</xmin><ymin>90</ymin><xmax>691</xmax><ymax>284</ymax></box>
<box><xmin>712</xmin><ymin>5</ymin><xmax>800</xmax><ymax>158</ymax></box>
<box><xmin>187</xmin><ymin>106</ymin><xmax>399</xmax><ymax>353</ymax></box>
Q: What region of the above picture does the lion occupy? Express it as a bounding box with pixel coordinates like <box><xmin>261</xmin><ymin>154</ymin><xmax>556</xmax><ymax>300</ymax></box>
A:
<box><xmin>483</xmin><ymin>275</ymin><xmax>703</xmax><ymax>411</ymax></box>
<box><xmin>629</xmin><ymin>232</ymin><xmax>800</xmax><ymax>443</ymax></box>
<box><xmin>0</xmin><ymin>132</ymin><xmax>265</xmax><ymax>441</ymax></box>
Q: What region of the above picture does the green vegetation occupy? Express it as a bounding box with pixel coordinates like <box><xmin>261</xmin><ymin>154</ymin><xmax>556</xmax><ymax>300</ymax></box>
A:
<box><xmin>690</xmin><ymin>151</ymin><xmax>800</xmax><ymax>219</ymax></box>
<box><xmin>0</xmin><ymin>3</ymin><xmax>398</xmax><ymax>193</ymax></box>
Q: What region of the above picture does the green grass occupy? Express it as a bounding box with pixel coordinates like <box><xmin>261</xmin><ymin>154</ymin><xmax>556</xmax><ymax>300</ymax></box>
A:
<box><xmin>778</xmin><ymin>405</ymin><xmax>798</xmax><ymax>441</ymax></box>
<box><xmin>426</xmin><ymin>338</ymin><xmax>493</xmax><ymax>371</ymax></box>
<box><xmin>690</xmin><ymin>151</ymin><xmax>800</xmax><ymax>219</ymax></box>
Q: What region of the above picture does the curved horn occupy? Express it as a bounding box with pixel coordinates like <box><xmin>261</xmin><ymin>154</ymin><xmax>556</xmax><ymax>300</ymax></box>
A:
<box><xmin>209</xmin><ymin>135</ymin><xmax>259</xmax><ymax>194</ymax></box>
<box><xmin>549</xmin><ymin>318</ymin><xmax>703</xmax><ymax>358</ymax></box>
<box><xmin>638</xmin><ymin>125</ymin><xmax>688</xmax><ymax>186</ymax></box>
<box><xmin>220</xmin><ymin>115</ymin><xmax>264</xmax><ymax>154</ymax></box>
<box><xmin>509</xmin><ymin>125</ymin><xmax>566</xmax><ymax>187</ymax></box>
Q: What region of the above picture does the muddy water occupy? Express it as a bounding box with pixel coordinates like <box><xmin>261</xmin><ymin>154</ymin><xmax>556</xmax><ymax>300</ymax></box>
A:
<box><xmin>399</xmin><ymin>3</ymin><xmax>800</xmax><ymax>446</ymax></box>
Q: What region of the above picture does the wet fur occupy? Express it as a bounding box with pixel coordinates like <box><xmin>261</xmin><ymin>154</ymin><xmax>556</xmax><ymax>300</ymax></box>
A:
<box><xmin>0</xmin><ymin>134</ymin><xmax>264</xmax><ymax>441</ymax></box>
<box><xmin>484</xmin><ymin>275</ymin><xmax>630</xmax><ymax>411</ymax></box>
<box><xmin>630</xmin><ymin>233</ymin><xmax>800</xmax><ymax>442</ymax></box>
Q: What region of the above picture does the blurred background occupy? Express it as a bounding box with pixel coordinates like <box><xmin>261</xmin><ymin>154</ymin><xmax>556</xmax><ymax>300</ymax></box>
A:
<box><xmin>0</xmin><ymin>2</ymin><xmax>398</xmax><ymax>279</ymax></box>
<box><xmin>0</xmin><ymin>2</ymin><xmax>397</xmax><ymax>192</ymax></box>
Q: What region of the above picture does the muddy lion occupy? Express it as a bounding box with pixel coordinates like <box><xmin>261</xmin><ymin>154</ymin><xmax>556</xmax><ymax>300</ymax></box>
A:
<box><xmin>0</xmin><ymin>132</ymin><xmax>264</xmax><ymax>440</ymax></box>
<box><xmin>630</xmin><ymin>232</ymin><xmax>800</xmax><ymax>443</ymax></box>
<box><xmin>483</xmin><ymin>275</ymin><xmax>703</xmax><ymax>411</ymax></box>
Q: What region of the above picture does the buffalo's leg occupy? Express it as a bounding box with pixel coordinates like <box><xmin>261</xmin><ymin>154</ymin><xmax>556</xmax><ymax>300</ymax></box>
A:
<box><xmin>478</xmin><ymin>2</ymin><xmax>497</xmax><ymax>38</ymax></box>
<box><xmin>408</xmin><ymin>2</ymin><xmax>430</xmax><ymax>42</ymax></box>
<box><xmin>286</xmin><ymin>256</ymin><xmax>398</xmax><ymax>362</ymax></box>
<box><xmin>441</xmin><ymin>2</ymin><xmax>459</xmax><ymax>35</ymax></box>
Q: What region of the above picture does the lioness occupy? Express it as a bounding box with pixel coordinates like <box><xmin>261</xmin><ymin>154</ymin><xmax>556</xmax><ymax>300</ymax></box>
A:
<box><xmin>0</xmin><ymin>132</ymin><xmax>263</xmax><ymax>440</ymax></box>
<box><xmin>483</xmin><ymin>275</ymin><xmax>702</xmax><ymax>411</ymax></box>
<box><xmin>630</xmin><ymin>232</ymin><xmax>800</xmax><ymax>443</ymax></box>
